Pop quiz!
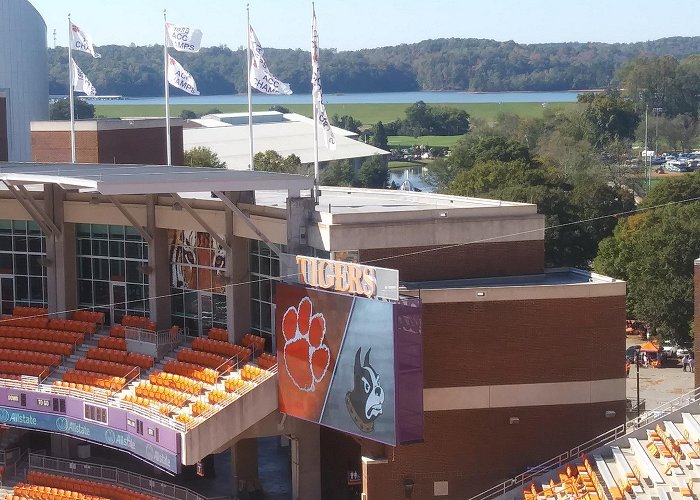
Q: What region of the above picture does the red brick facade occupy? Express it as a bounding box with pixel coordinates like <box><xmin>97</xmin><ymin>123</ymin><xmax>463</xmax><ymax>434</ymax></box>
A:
<box><xmin>422</xmin><ymin>296</ymin><xmax>626</xmax><ymax>388</ymax></box>
<box><xmin>359</xmin><ymin>240</ymin><xmax>544</xmax><ymax>282</ymax></box>
<box><xmin>31</xmin><ymin>126</ymin><xmax>184</xmax><ymax>165</ymax></box>
<box><xmin>0</xmin><ymin>98</ymin><xmax>7</xmax><ymax>161</ymax></box>
<box><xmin>362</xmin><ymin>402</ymin><xmax>626</xmax><ymax>499</ymax></box>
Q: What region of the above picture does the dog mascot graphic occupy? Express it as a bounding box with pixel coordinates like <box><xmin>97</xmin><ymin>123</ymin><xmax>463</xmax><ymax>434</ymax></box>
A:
<box><xmin>346</xmin><ymin>347</ymin><xmax>384</xmax><ymax>433</ymax></box>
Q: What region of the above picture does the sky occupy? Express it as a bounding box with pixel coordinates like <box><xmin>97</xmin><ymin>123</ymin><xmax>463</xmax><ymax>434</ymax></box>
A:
<box><xmin>28</xmin><ymin>0</ymin><xmax>700</xmax><ymax>51</ymax></box>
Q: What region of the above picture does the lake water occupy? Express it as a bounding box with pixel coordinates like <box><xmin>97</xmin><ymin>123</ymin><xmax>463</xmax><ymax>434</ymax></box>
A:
<box><xmin>89</xmin><ymin>90</ymin><xmax>583</xmax><ymax>106</ymax></box>
<box><xmin>388</xmin><ymin>165</ymin><xmax>435</xmax><ymax>193</ymax></box>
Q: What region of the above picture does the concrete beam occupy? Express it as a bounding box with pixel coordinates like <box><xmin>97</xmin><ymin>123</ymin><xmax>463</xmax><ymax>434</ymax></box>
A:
<box><xmin>170</xmin><ymin>193</ymin><xmax>230</xmax><ymax>252</ymax></box>
<box><xmin>213</xmin><ymin>191</ymin><xmax>280</xmax><ymax>256</ymax></box>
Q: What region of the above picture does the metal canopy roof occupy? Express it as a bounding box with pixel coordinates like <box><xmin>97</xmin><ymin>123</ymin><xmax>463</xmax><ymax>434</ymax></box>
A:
<box><xmin>0</xmin><ymin>163</ymin><xmax>314</xmax><ymax>195</ymax></box>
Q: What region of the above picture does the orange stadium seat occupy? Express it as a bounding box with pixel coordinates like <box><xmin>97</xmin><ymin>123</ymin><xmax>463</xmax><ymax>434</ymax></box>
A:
<box><xmin>163</xmin><ymin>360</ymin><xmax>218</xmax><ymax>385</ymax></box>
<box><xmin>257</xmin><ymin>352</ymin><xmax>277</xmax><ymax>370</ymax></box>
<box><xmin>149</xmin><ymin>371</ymin><xmax>203</xmax><ymax>395</ymax></box>
<box><xmin>25</xmin><ymin>471</ymin><xmax>159</xmax><ymax>500</ymax></box>
<box><xmin>243</xmin><ymin>333</ymin><xmax>266</xmax><ymax>353</ymax></box>
<box><xmin>177</xmin><ymin>348</ymin><xmax>234</xmax><ymax>372</ymax></box>
<box><xmin>75</xmin><ymin>359</ymin><xmax>138</xmax><ymax>378</ymax></box>
<box><xmin>97</xmin><ymin>337</ymin><xmax>126</xmax><ymax>350</ymax></box>
<box><xmin>191</xmin><ymin>337</ymin><xmax>251</xmax><ymax>362</ymax></box>
<box><xmin>207</xmin><ymin>327</ymin><xmax>229</xmax><ymax>342</ymax></box>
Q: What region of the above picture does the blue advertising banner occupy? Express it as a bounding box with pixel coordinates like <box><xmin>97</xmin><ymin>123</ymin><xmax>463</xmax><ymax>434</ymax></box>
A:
<box><xmin>0</xmin><ymin>406</ymin><xmax>179</xmax><ymax>473</ymax></box>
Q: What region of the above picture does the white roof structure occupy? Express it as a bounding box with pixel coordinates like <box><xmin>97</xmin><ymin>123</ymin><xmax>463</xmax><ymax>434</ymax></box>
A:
<box><xmin>183</xmin><ymin>112</ymin><xmax>389</xmax><ymax>170</ymax></box>
<box><xmin>0</xmin><ymin>163</ymin><xmax>314</xmax><ymax>195</ymax></box>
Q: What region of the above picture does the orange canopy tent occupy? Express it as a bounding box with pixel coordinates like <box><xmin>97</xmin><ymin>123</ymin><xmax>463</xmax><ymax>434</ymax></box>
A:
<box><xmin>640</xmin><ymin>341</ymin><xmax>659</xmax><ymax>352</ymax></box>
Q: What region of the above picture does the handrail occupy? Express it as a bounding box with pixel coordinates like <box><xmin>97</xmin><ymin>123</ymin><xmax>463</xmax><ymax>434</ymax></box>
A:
<box><xmin>28</xmin><ymin>452</ymin><xmax>210</xmax><ymax>500</ymax></box>
<box><xmin>467</xmin><ymin>386</ymin><xmax>700</xmax><ymax>500</ymax></box>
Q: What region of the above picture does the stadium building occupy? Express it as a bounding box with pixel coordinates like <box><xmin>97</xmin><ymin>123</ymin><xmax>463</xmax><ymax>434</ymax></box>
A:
<box><xmin>0</xmin><ymin>162</ymin><xmax>626</xmax><ymax>499</ymax></box>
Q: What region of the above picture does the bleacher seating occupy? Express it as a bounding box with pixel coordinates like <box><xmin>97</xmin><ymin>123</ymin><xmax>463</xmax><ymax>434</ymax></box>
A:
<box><xmin>97</xmin><ymin>337</ymin><xmax>126</xmax><ymax>350</ymax></box>
<box><xmin>191</xmin><ymin>337</ymin><xmax>251</xmax><ymax>362</ymax></box>
<box><xmin>0</xmin><ymin>361</ymin><xmax>49</xmax><ymax>378</ymax></box>
<box><xmin>0</xmin><ymin>316</ymin><xmax>49</xmax><ymax>329</ymax></box>
<box><xmin>120</xmin><ymin>315</ymin><xmax>156</xmax><ymax>332</ymax></box>
<box><xmin>0</xmin><ymin>337</ymin><xmax>72</xmax><ymax>356</ymax></box>
<box><xmin>71</xmin><ymin>310</ymin><xmax>105</xmax><ymax>325</ymax></box>
<box><xmin>134</xmin><ymin>382</ymin><xmax>189</xmax><ymax>407</ymax></box>
<box><xmin>190</xmin><ymin>401</ymin><xmax>212</xmax><ymax>417</ymax></box>
<box><xmin>86</xmin><ymin>348</ymin><xmax>153</xmax><ymax>369</ymax></box>
<box><xmin>52</xmin><ymin>381</ymin><xmax>94</xmax><ymax>393</ymax></box>
<box><xmin>207</xmin><ymin>327</ymin><xmax>228</xmax><ymax>342</ymax></box>
<box><xmin>61</xmin><ymin>370</ymin><xmax>126</xmax><ymax>392</ymax></box>
<box><xmin>11</xmin><ymin>307</ymin><xmax>48</xmax><ymax>318</ymax></box>
<box><xmin>242</xmin><ymin>333</ymin><xmax>266</xmax><ymax>353</ymax></box>
<box><xmin>240</xmin><ymin>364</ymin><xmax>266</xmax><ymax>381</ymax></box>
<box><xmin>0</xmin><ymin>326</ymin><xmax>83</xmax><ymax>346</ymax></box>
<box><xmin>0</xmin><ymin>349</ymin><xmax>61</xmax><ymax>367</ymax></box>
<box><xmin>21</xmin><ymin>470</ymin><xmax>159</xmax><ymax>500</ymax></box>
<box><xmin>148</xmin><ymin>371</ymin><xmax>203</xmax><ymax>395</ymax></box>
<box><xmin>177</xmin><ymin>348</ymin><xmax>234</xmax><ymax>372</ymax></box>
<box><xmin>109</xmin><ymin>325</ymin><xmax>125</xmax><ymax>338</ymax></box>
<box><xmin>48</xmin><ymin>319</ymin><xmax>97</xmax><ymax>335</ymax></box>
<box><xmin>74</xmin><ymin>359</ymin><xmax>138</xmax><ymax>378</ymax></box>
<box><xmin>257</xmin><ymin>352</ymin><xmax>277</xmax><ymax>370</ymax></box>
<box><xmin>163</xmin><ymin>360</ymin><xmax>218</xmax><ymax>385</ymax></box>
<box><xmin>224</xmin><ymin>377</ymin><xmax>252</xmax><ymax>394</ymax></box>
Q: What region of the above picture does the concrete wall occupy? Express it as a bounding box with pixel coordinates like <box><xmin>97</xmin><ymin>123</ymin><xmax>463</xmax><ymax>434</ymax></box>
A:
<box><xmin>0</xmin><ymin>0</ymin><xmax>48</xmax><ymax>161</ymax></box>
<box><xmin>0</xmin><ymin>96</ymin><xmax>7</xmax><ymax>161</ymax></box>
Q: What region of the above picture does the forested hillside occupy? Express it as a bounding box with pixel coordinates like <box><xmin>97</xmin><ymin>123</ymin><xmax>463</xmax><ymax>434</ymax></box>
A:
<box><xmin>49</xmin><ymin>37</ymin><xmax>700</xmax><ymax>96</ymax></box>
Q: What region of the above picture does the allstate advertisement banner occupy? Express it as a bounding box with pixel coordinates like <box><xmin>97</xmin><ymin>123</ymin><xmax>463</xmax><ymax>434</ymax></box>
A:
<box><xmin>0</xmin><ymin>407</ymin><xmax>179</xmax><ymax>473</ymax></box>
<box><xmin>276</xmin><ymin>283</ymin><xmax>423</xmax><ymax>445</ymax></box>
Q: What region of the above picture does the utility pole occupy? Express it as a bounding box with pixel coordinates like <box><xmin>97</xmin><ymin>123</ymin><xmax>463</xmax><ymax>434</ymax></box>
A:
<box><xmin>53</xmin><ymin>29</ymin><xmax>56</xmax><ymax>49</ymax></box>
<box><xmin>644</xmin><ymin>105</ymin><xmax>649</xmax><ymax>190</ymax></box>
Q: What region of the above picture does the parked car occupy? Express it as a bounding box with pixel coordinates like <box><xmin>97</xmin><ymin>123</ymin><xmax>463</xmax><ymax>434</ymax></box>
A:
<box><xmin>676</xmin><ymin>344</ymin><xmax>692</xmax><ymax>357</ymax></box>
<box><xmin>662</xmin><ymin>341</ymin><xmax>678</xmax><ymax>358</ymax></box>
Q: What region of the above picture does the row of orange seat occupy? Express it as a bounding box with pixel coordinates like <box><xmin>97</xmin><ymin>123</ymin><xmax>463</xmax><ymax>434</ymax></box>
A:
<box><xmin>163</xmin><ymin>360</ymin><xmax>218</xmax><ymax>385</ymax></box>
<box><xmin>207</xmin><ymin>389</ymin><xmax>228</xmax><ymax>405</ymax></box>
<box><xmin>0</xmin><ymin>361</ymin><xmax>48</xmax><ymax>378</ymax></box>
<box><xmin>52</xmin><ymin>381</ymin><xmax>94</xmax><ymax>393</ymax></box>
<box><xmin>191</xmin><ymin>337</ymin><xmax>251</xmax><ymax>362</ymax></box>
<box><xmin>121</xmin><ymin>315</ymin><xmax>156</xmax><ymax>332</ymax></box>
<box><xmin>241</xmin><ymin>364</ymin><xmax>267</xmax><ymax>381</ymax></box>
<box><xmin>0</xmin><ymin>338</ymin><xmax>72</xmax><ymax>356</ymax></box>
<box><xmin>0</xmin><ymin>349</ymin><xmax>61</xmax><ymax>367</ymax></box>
<box><xmin>11</xmin><ymin>306</ymin><xmax>48</xmax><ymax>318</ymax></box>
<box><xmin>243</xmin><ymin>333</ymin><xmax>266</xmax><ymax>352</ymax></box>
<box><xmin>257</xmin><ymin>352</ymin><xmax>277</xmax><ymax>370</ymax></box>
<box><xmin>47</xmin><ymin>319</ymin><xmax>96</xmax><ymax>335</ymax></box>
<box><xmin>75</xmin><ymin>359</ymin><xmax>137</xmax><ymax>378</ymax></box>
<box><xmin>0</xmin><ymin>326</ymin><xmax>83</xmax><ymax>345</ymax></box>
<box><xmin>134</xmin><ymin>382</ymin><xmax>188</xmax><ymax>407</ymax></box>
<box><xmin>0</xmin><ymin>315</ymin><xmax>49</xmax><ymax>329</ymax></box>
<box><xmin>122</xmin><ymin>393</ymin><xmax>154</xmax><ymax>409</ymax></box>
<box><xmin>149</xmin><ymin>371</ymin><xmax>203</xmax><ymax>395</ymax></box>
<box><xmin>177</xmin><ymin>348</ymin><xmax>233</xmax><ymax>372</ymax></box>
<box><xmin>71</xmin><ymin>310</ymin><xmax>105</xmax><ymax>325</ymax></box>
<box><xmin>63</xmin><ymin>370</ymin><xmax>126</xmax><ymax>392</ymax></box>
<box><xmin>10</xmin><ymin>483</ymin><xmax>109</xmax><ymax>499</ymax></box>
<box><xmin>86</xmin><ymin>348</ymin><xmax>153</xmax><ymax>369</ymax></box>
<box><xmin>191</xmin><ymin>400</ymin><xmax>213</xmax><ymax>417</ymax></box>
<box><xmin>26</xmin><ymin>471</ymin><xmax>159</xmax><ymax>500</ymax></box>
<box><xmin>224</xmin><ymin>377</ymin><xmax>252</xmax><ymax>394</ymax></box>
<box><xmin>208</xmin><ymin>327</ymin><xmax>228</xmax><ymax>342</ymax></box>
<box><xmin>109</xmin><ymin>325</ymin><xmax>125</xmax><ymax>338</ymax></box>
<box><xmin>97</xmin><ymin>337</ymin><xmax>126</xmax><ymax>350</ymax></box>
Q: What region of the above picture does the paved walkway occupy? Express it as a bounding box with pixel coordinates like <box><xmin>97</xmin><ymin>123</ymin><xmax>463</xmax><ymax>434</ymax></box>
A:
<box><xmin>625</xmin><ymin>336</ymin><xmax>695</xmax><ymax>412</ymax></box>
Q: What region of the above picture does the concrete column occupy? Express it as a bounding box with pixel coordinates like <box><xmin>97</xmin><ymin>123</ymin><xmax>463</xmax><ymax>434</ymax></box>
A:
<box><xmin>230</xmin><ymin>439</ymin><xmax>260</xmax><ymax>497</ymax></box>
<box><xmin>147</xmin><ymin>197</ymin><xmax>171</xmax><ymax>329</ymax></box>
<box><xmin>286</xmin><ymin>194</ymin><xmax>314</xmax><ymax>255</ymax></box>
<box><xmin>292</xmin><ymin>420</ymin><xmax>321</xmax><ymax>500</ymax></box>
<box><xmin>224</xmin><ymin>191</ymin><xmax>252</xmax><ymax>343</ymax></box>
<box><xmin>44</xmin><ymin>185</ymin><xmax>76</xmax><ymax>317</ymax></box>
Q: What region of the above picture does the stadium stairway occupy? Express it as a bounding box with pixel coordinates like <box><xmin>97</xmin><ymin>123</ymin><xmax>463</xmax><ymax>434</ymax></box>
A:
<box><xmin>43</xmin><ymin>330</ymin><xmax>108</xmax><ymax>386</ymax></box>
<box><xmin>494</xmin><ymin>391</ymin><xmax>700</xmax><ymax>500</ymax></box>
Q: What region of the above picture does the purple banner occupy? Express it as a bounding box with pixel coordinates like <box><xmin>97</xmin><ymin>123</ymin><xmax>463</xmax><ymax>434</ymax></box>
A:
<box><xmin>394</xmin><ymin>299</ymin><xmax>424</xmax><ymax>444</ymax></box>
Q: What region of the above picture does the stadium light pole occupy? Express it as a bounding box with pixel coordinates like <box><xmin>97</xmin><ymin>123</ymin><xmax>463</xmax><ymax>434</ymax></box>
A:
<box><xmin>636</xmin><ymin>353</ymin><xmax>641</xmax><ymax>421</ymax></box>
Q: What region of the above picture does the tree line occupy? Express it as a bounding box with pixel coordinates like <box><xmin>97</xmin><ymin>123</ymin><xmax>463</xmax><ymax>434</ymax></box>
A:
<box><xmin>49</xmin><ymin>36</ymin><xmax>700</xmax><ymax>96</ymax></box>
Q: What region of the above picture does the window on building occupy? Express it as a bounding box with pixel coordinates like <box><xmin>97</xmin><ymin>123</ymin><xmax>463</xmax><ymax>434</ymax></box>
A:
<box><xmin>0</xmin><ymin>220</ymin><xmax>48</xmax><ymax>314</ymax></box>
<box><xmin>84</xmin><ymin>403</ymin><xmax>108</xmax><ymax>424</ymax></box>
<box><xmin>136</xmin><ymin>420</ymin><xmax>143</xmax><ymax>435</ymax></box>
<box><xmin>76</xmin><ymin>224</ymin><xmax>149</xmax><ymax>325</ymax></box>
<box><xmin>249</xmin><ymin>241</ymin><xmax>285</xmax><ymax>351</ymax></box>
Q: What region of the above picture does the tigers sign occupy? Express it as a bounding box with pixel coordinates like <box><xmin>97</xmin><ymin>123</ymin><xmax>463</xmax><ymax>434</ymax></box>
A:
<box><xmin>295</xmin><ymin>256</ymin><xmax>399</xmax><ymax>301</ymax></box>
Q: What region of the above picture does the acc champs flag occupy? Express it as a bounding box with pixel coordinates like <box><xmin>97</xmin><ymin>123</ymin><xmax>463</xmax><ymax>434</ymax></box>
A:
<box><xmin>70</xmin><ymin>22</ymin><xmax>101</xmax><ymax>58</ymax></box>
<box><xmin>167</xmin><ymin>55</ymin><xmax>200</xmax><ymax>95</ymax></box>
<box><xmin>71</xmin><ymin>58</ymin><xmax>97</xmax><ymax>96</ymax></box>
<box><xmin>249</xmin><ymin>26</ymin><xmax>292</xmax><ymax>95</ymax></box>
<box><xmin>311</xmin><ymin>8</ymin><xmax>336</xmax><ymax>150</ymax></box>
<box><xmin>165</xmin><ymin>23</ymin><xmax>203</xmax><ymax>53</ymax></box>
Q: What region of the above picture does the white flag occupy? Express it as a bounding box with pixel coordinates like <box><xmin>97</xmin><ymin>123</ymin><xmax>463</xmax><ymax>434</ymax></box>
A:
<box><xmin>311</xmin><ymin>8</ymin><xmax>336</xmax><ymax>150</ymax></box>
<box><xmin>70</xmin><ymin>22</ymin><xmax>101</xmax><ymax>58</ymax></box>
<box><xmin>167</xmin><ymin>55</ymin><xmax>200</xmax><ymax>95</ymax></box>
<box><xmin>165</xmin><ymin>23</ymin><xmax>203</xmax><ymax>53</ymax></box>
<box><xmin>71</xmin><ymin>58</ymin><xmax>97</xmax><ymax>96</ymax></box>
<box><xmin>248</xmin><ymin>25</ymin><xmax>292</xmax><ymax>95</ymax></box>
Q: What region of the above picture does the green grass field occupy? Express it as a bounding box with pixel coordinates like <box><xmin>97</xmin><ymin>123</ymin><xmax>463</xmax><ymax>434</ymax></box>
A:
<box><xmin>95</xmin><ymin>101</ymin><xmax>575</xmax><ymax>125</ymax></box>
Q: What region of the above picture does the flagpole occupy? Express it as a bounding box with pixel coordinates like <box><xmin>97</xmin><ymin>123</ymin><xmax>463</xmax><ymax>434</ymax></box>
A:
<box><xmin>68</xmin><ymin>14</ymin><xmax>76</xmax><ymax>163</ymax></box>
<box><xmin>312</xmin><ymin>4</ymin><xmax>320</xmax><ymax>200</ymax></box>
<box><xmin>163</xmin><ymin>10</ymin><xmax>172</xmax><ymax>166</ymax></box>
<box><xmin>246</xmin><ymin>4</ymin><xmax>254</xmax><ymax>171</ymax></box>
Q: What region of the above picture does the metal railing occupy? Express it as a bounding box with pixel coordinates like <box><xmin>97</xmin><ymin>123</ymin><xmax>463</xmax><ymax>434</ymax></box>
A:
<box><xmin>126</xmin><ymin>326</ymin><xmax>182</xmax><ymax>351</ymax></box>
<box><xmin>467</xmin><ymin>386</ymin><xmax>700</xmax><ymax>500</ymax></box>
<box><xmin>29</xmin><ymin>452</ymin><xmax>210</xmax><ymax>500</ymax></box>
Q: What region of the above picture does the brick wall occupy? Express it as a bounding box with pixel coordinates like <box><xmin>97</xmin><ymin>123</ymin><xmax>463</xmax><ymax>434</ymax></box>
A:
<box><xmin>97</xmin><ymin>127</ymin><xmax>183</xmax><ymax>165</ymax></box>
<box><xmin>422</xmin><ymin>295</ymin><xmax>626</xmax><ymax>388</ymax></box>
<box><xmin>320</xmin><ymin>427</ymin><xmax>362</xmax><ymax>500</ymax></box>
<box><xmin>0</xmin><ymin>98</ymin><xmax>7</xmax><ymax>161</ymax></box>
<box><xmin>363</xmin><ymin>402</ymin><xmax>626</xmax><ymax>500</ymax></box>
<box><xmin>32</xmin><ymin>130</ymin><xmax>98</xmax><ymax>163</ymax></box>
<box><xmin>31</xmin><ymin>126</ymin><xmax>183</xmax><ymax>165</ymax></box>
<box><xmin>359</xmin><ymin>240</ymin><xmax>544</xmax><ymax>282</ymax></box>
